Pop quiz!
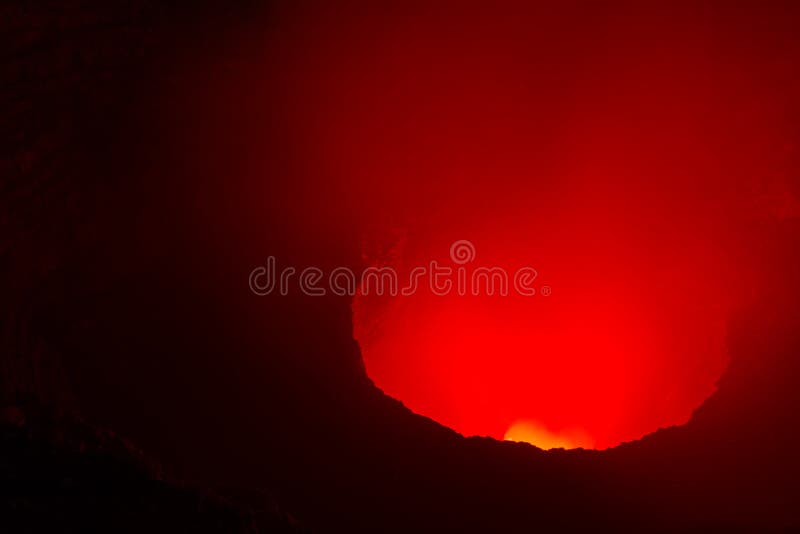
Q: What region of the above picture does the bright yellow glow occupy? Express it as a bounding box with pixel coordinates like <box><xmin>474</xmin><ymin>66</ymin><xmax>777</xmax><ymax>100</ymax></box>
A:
<box><xmin>503</xmin><ymin>420</ymin><xmax>594</xmax><ymax>450</ymax></box>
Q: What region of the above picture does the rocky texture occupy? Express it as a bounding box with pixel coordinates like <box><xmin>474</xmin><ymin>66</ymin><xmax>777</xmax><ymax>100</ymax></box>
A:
<box><xmin>0</xmin><ymin>2</ymin><xmax>301</xmax><ymax>532</ymax></box>
<box><xmin>2</xmin><ymin>1</ymin><xmax>800</xmax><ymax>532</ymax></box>
<box><xmin>0</xmin><ymin>399</ymin><xmax>304</xmax><ymax>533</ymax></box>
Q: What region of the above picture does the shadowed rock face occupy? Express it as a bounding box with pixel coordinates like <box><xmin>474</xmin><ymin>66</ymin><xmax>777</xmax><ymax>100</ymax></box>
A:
<box><xmin>2</xmin><ymin>1</ymin><xmax>800</xmax><ymax>532</ymax></box>
<box><xmin>0</xmin><ymin>400</ymin><xmax>279</xmax><ymax>533</ymax></box>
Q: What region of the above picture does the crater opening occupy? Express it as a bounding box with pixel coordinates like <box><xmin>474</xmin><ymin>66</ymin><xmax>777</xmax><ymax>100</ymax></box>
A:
<box><xmin>352</xmin><ymin>228</ymin><xmax>733</xmax><ymax>451</ymax></box>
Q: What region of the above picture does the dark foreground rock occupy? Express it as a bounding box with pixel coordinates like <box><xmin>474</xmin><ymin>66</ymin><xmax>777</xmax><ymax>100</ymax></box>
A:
<box><xmin>0</xmin><ymin>400</ymin><xmax>300</xmax><ymax>533</ymax></box>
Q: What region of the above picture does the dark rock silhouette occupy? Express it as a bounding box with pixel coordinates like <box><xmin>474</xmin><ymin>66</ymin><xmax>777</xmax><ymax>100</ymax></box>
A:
<box><xmin>0</xmin><ymin>398</ymin><xmax>301</xmax><ymax>533</ymax></box>
<box><xmin>2</xmin><ymin>1</ymin><xmax>800</xmax><ymax>532</ymax></box>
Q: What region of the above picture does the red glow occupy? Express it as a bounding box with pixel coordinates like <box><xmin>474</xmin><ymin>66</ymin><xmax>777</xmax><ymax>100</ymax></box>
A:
<box><xmin>251</xmin><ymin>4</ymin><xmax>768</xmax><ymax>450</ymax></box>
<box><xmin>352</xmin><ymin>218</ymin><xmax>734</xmax><ymax>449</ymax></box>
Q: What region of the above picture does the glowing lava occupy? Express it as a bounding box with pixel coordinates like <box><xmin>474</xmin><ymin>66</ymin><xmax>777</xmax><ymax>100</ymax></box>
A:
<box><xmin>504</xmin><ymin>421</ymin><xmax>594</xmax><ymax>450</ymax></box>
